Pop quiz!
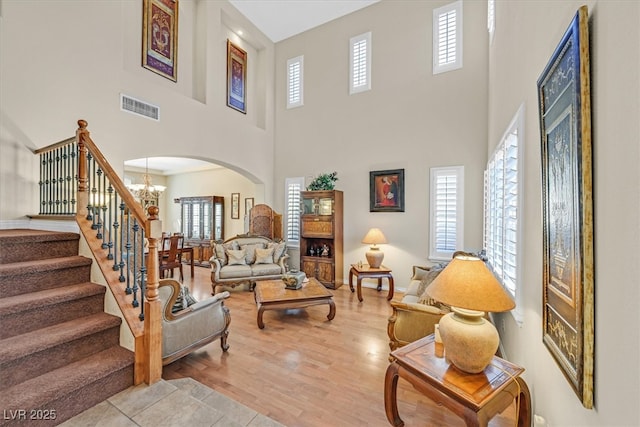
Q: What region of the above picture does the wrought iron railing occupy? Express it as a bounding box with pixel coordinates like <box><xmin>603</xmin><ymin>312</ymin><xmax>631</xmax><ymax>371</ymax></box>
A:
<box><xmin>33</xmin><ymin>119</ymin><xmax>162</xmax><ymax>384</ymax></box>
<box><xmin>34</xmin><ymin>137</ymin><xmax>78</xmax><ymax>215</ymax></box>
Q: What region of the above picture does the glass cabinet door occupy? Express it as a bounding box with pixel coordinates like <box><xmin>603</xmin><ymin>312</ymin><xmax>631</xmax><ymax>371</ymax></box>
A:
<box><xmin>202</xmin><ymin>201</ymin><xmax>212</xmax><ymax>240</ymax></box>
<box><xmin>214</xmin><ymin>200</ymin><xmax>223</xmax><ymax>240</ymax></box>
<box><xmin>302</xmin><ymin>198</ymin><xmax>315</xmax><ymax>215</ymax></box>
<box><xmin>318</xmin><ymin>198</ymin><xmax>333</xmax><ymax>215</ymax></box>
<box><xmin>179</xmin><ymin>196</ymin><xmax>224</xmax><ymax>241</ymax></box>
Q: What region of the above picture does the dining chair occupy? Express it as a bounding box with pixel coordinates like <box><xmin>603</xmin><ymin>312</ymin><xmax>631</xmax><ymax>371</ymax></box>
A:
<box><xmin>159</xmin><ymin>235</ymin><xmax>184</xmax><ymax>281</ymax></box>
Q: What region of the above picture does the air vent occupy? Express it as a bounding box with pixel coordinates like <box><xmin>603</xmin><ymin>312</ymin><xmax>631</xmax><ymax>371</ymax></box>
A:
<box><xmin>120</xmin><ymin>93</ymin><xmax>160</xmax><ymax>121</ymax></box>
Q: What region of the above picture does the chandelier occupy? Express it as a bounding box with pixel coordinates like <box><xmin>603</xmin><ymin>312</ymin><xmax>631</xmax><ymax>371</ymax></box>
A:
<box><xmin>126</xmin><ymin>158</ymin><xmax>166</xmax><ymax>205</ymax></box>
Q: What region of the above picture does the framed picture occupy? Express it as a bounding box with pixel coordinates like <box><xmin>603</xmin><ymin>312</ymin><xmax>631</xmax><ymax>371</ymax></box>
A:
<box><xmin>231</xmin><ymin>193</ymin><xmax>240</xmax><ymax>219</ymax></box>
<box><xmin>369</xmin><ymin>169</ymin><xmax>404</xmax><ymax>212</ymax></box>
<box><xmin>142</xmin><ymin>0</ymin><xmax>178</xmax><ymax>82</ymax></box>
<box><xmin>226</xmin><ymin>40</ymin><xmax>247</xmax><ymax>114</ymax></box>
<box><xmin>245</xmin><ymin>197</ymin><xmax>254</xmax><ymax>215</ymax></box>
<box><xmin>537</xmin><ymin>6</ymin><xmax>593</xmax><ymax>409</ymax></box>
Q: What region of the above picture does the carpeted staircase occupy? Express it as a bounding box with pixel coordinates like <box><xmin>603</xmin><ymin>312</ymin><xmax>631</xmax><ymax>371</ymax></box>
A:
<box><xmin>0</xmin><ymin>229</ymin><xmax>134</xmax><ymax>426</ymax></box>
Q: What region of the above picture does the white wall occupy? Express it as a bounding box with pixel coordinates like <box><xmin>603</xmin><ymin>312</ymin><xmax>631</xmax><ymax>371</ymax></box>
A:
<box><xmin>274</xmin><ymin>0</ymin><xmax>489</xmax><ymax>288</ymax></box>
<box><xmin>489</xmin><ymin>1</ymin><xmax>640</xmax><ymax>425</ymax></box>
<box><xmin>0</xmin><ymin>0</ymin><xmax>275</xmax><ymax>221</ymax></box>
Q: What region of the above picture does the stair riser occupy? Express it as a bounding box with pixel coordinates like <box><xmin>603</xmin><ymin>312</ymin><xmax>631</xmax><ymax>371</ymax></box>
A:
<box><xmin>0</xmin><ymin>324</ymin><xmax>121</xmax><ymax>391</ymax></box>
<box><xmin>0</xmin><ymin>363</ymin><xmax>134</xmax><ymax>427</ymax></box>
<box><xmin>0</xmin><ymin>265</ymin><xmax>91</xmax><ymax>298</ymax></box>
<box><xmin>0</xmin><ymin>240</ymin><xmax>79</xmax><ymax>264</ymax></box>
<box><xmin>0</xmin><ymin>294</ymin><xmax>105</xmax><ymax>340</ymax></box>
<box><xmin>0</xmin><ymin>230</ymin><xmax>134</xmax><ymax>424</ymax></box>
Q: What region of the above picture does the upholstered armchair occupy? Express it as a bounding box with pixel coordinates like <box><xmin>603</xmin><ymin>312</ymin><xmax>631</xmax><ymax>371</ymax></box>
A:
<box><xmin>387</xmin><ymin>265</ymin><xmax>450</xmax><ymax>356</ymax></box>
<box><xmin>158</xmin><ymin>279</ymin><xmax>231</xmax><ymax>365</ymax></box>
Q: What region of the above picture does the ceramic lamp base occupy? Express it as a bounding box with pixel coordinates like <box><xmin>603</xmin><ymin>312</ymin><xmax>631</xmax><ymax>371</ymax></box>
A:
<box><xmin>365</xmin><ymin>248</ymin><xmax>384</xmax><ymax>268</ymax></box>
<box><xmin>438</xmin><ymin>307</ymin><xmax>499</xmax><ymax>374</ymax></box>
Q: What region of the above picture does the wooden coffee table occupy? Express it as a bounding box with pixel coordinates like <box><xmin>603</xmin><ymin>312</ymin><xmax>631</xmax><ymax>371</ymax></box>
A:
<box><xmin>253</xmin><ymin>278</ymin><xmax>336</xmax><ymax>329</ymax></box>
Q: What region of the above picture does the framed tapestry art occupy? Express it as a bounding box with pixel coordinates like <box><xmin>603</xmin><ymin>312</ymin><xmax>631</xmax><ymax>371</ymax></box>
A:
<box><xmin>245</xmin><ymin>197</ymin><xmax>254</xmax><ymax>216</ymax></box>
<box><xmin>142</xmin><ymin>0</ymin><xmax>178</xmax><ymax>81</ymax></box>
<box><xmin>369</xmin><ymin>169</ymin><xmax>404</xmax><ymax>212</ymax></box>
<box><xmin>227</xmin><ymin>40</ymin><xmax>247</xmax><ymax>114</ymax></box>
<box><xmin>231</xmin><ymin>193</ymin><xmax>240</xmax><ymax>219</ymax></box>
<box><xmin>537</xmin><ymin>6</ymin><xmax>594</xmax><ymax>409</ymax></box>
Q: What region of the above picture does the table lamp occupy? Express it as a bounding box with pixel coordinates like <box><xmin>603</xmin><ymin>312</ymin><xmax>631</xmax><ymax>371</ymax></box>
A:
<box><xmin>425</xmin><ymin>255</ymin><xmax>515</xmax><ymax>373</ymax></box>
<box><xmin>361</xmin><ymin>228</ymin><xmax>387</xmax><ymax>268</ymax></box>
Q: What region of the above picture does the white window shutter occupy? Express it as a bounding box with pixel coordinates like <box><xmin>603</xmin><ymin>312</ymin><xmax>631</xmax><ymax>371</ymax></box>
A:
<box><xmin>287</xmin><ymin>56</ymin><xmax>304</xmax><ymax>109</ymax></box>
<box><xmin>433</xmin><ymin>1</ymin><xmax>463</xmax><ymax>75</ymax></box>
<box><xmin>350</xmin><ymin>32</ymin><xmax>371</xmax><ymax>94</ymax></box>
<box><xmin>430</xmin><ymin>166</ymin><xmax>464</xmax><ymax>261</ymax></box>
<box><xmin>285</xmin><ymin>177</ymin><xmax>304</xmax><ymax>244</ymax></box>
<box><xmin>484</xmin><ymin>105</ymin><xmax>524</xmax><ymax>324</ymax></box>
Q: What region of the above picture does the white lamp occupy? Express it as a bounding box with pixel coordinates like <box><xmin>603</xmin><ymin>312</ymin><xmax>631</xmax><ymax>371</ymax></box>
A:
<box><xmin>425</xmin><ymin>255</ymin><xmax>515</xmax><ymax>373</ymax></box>
<box><xmin>361</xmin><ymin>228</ymin><xmax>387</xmax><ymax>268</ymax></box>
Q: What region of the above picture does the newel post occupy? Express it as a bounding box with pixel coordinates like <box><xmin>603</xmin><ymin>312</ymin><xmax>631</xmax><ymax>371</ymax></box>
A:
<box><xmin>76</xmin><ymin>119</ymin><xmax>89</xmax><ymax>217</ymax></box>
<box><xmin>144</xmin><ymin>234</ymin><xmax>163</xmax><ymax>384</ymax></box>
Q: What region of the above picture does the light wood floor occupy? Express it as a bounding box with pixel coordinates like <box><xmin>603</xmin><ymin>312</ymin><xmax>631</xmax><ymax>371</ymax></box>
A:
<box><xmin>162</xmin><ymin>266</ymin><xmax>517</xmax><ymax>427</ymax></box>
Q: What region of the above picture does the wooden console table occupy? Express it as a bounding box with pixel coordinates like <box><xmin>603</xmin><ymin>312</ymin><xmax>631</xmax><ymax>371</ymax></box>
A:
<box><xmin>384</xmin><ymin>334</ymin><xmax>531</xmax><ymax>427</ymax></box>
<box><xmin>348</xmin><ymin>264</ymin><xmax>394</xmax><ymax>302</ymax></box>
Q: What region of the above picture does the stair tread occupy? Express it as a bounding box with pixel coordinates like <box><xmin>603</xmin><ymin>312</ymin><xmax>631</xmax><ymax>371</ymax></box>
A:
<box><xmin>0</xmin><ymin>229</ymin><xmax>79</xmax><ymax>244</ymax></box>
<box><xmin>0</xmin><ymin>255</ymin><xmax>92</xmax><ymax>275</ymax></box>
<box><xmin>0</xmin><ymin>346</ymin><xmax>134</xmax><ymax>410</ymax></box>
<box><xmin>0</xmin><ymin>282</ymin><xmax>104</xmax><ymax>315</ymax></box>
<box><xmin>0</xmin><ymin>312</ymin><xmax>122</xmax><ymax>363</ymax></box>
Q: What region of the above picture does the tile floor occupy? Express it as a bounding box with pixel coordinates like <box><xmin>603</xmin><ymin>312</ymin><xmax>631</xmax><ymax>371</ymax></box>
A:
<box><xmin>59</xmin><ymin>378</ymin><xmax>284</xmax><ymax>427</ymax></box>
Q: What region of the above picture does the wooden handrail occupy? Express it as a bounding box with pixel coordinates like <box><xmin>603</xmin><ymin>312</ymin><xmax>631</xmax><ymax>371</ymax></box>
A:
<box><xmin>74</xmin><ymin>119</ymin><xmax>162</xmax><ymax>385</ymax></box>
<box><xmin>76</xmin><ymin>120</ymin><xmax>148</xmax><ymax>234</ymax></box>
<box><xmin>33</xmin><ymin>136</ymin><xmax>76</xmax><ymax>155</ymax></box>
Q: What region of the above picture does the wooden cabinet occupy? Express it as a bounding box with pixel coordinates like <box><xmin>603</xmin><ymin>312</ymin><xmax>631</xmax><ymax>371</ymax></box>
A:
<box><xmin>178</xmin><ymin>196</ymin><xmax>224</xmax><ymax>267</ymax></box>
<box><xmin>300</xmin><ymin>190</ymin><xmax>343</xmax><ymax>289</ymax></box>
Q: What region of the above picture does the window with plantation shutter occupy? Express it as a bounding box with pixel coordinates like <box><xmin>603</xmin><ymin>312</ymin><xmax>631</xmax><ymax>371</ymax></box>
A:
<box><xmin>285</xmin><ymin>177</ymin><xmax>304</xmax><ymax>245</ymax></box>
<box><xmin>429</xmin><ymin>166</ymin><xmax>464</xmax><ymax>261</ymax></box>
<box><xmin>350</xmin><ymin>32</ymin><xmax>371</xmax><ymax>94</ymax></box>
<box><xmin>484</xmin><ymin>105</ymin><xmax>524</xmax><ymax>324</ymax></box>
<box><xmin>433</xmin><ymin>1</ymin><xmax>463</xmax><ymax>75</ymax></box>
<box><xmin>487</xmin><ymin>0</ymin><xmax>495</xmax><ymax>43</ymax></box>
<box><xmin>287</xmin><ymin>56</ymin><xmax>303</xmax><ymax>109</ymax></box>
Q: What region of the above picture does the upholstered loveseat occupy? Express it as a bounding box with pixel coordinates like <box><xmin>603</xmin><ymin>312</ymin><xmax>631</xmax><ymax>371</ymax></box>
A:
<box><xmin>387</xmin><ymin>264</ymin><xmax>451</xmax><ymax>355</ymax></box>
<box><xmin>209</xmin><ymin>234</ymin><xmax>289</xmax><ymax>295</ymax></box>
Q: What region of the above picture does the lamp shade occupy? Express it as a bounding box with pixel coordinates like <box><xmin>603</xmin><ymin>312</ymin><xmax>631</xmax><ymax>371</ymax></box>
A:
<box><xmin>426</xmin><ymin>255</ymin><xmax>514</xmax><ymax>313</ymax></box>
<box><xmin>426</xmin><ymin>255</ymin><xmax>514</xmax><ymax>373</ymax></box>
<box><xmin>361</xmin><ymin>228</ymin><xmax>387</xmax><ymax>245</ymax></box>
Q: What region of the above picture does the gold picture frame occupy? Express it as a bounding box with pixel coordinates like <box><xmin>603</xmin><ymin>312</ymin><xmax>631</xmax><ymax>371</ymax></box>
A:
<box><xmin>226</xmin><ymin>40</ymin><xmax>247</xmax><ymax>114</ymax></box>
<box><xmin>142</xmin><ymin>0</ymin><xmax>178</xmax><ymax>81</ymax></box>
<box><xmin>537</xmin><ymin>6</ymin><xmax>594</xmax><ymax>408</ymax></box>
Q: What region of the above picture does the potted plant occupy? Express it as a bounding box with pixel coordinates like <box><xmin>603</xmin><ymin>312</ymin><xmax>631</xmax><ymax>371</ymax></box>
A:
<box><xmin>306</xmin><ymin>171</ymin><xmax>338</xmax><ymax>191</ymax></box>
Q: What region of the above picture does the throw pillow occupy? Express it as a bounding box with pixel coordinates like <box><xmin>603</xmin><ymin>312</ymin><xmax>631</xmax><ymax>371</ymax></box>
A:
<box><xmin>417</xmin><ymin>263</ymin><xmax>447</xmax><ymax>305</ymax></box>
<box><xmin>226</xmin><ymin>249</ymin><xmax>247</xmax><ymax>266</ymax></box>
<box><xmin>171</xmin><ymin>285</ymin><xmax>198</xmax><ymax>313</ymax></box>
<box><xmin>268</xmin><ymin>241</ymin><xmax>287</xmax><ymax>262</ymax></box>
<box><xmin>255</xmin><ymin>247</ymin><xmax>275</xmax><ymax>264</ymax></box>
<box><xmin>214</xmin><ymin>241</ymin><xmax>238</xmax><ymax>266</ymax></box>
<box><xmin>411</xmin><ymin>265</ymin><xmax>431</xmax><ymax>281</ymax></box>
<box><xmin>241</xmin><ymin>243</ymin><xmax>264</xmax><ymax>264</ymax></box>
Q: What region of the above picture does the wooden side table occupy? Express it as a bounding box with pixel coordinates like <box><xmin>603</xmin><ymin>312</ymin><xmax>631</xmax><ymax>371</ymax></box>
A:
<box><xmin>384</xmin><ymin>334</ymin><xmax>531</xmax><ymax>427</ymax></box>
<box><xmin>348</xmin><ymin>264</ymin><xmax>394</xmax><ymax>302</ymax></box>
